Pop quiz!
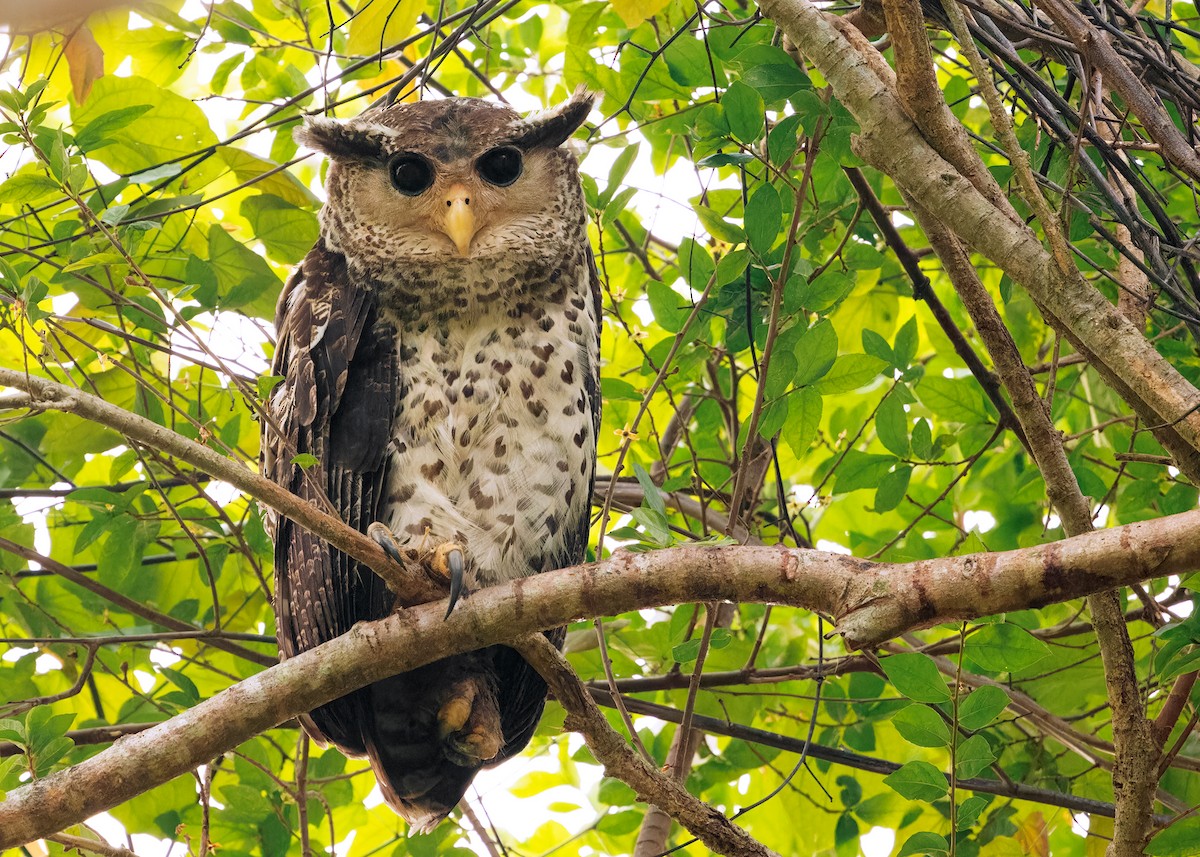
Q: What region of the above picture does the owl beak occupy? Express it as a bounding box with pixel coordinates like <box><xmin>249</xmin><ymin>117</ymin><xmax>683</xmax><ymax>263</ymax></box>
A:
<box><xmin>441</xmin><ymin>184</ymin><xmax>477</xmax><ymax>256</ymax></box>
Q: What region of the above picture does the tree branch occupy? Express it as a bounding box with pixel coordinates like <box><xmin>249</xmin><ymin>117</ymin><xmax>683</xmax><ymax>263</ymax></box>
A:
<box><xmin>516</xmin><ymin>634</ymin><xmax>777</xmax><ymax>857</ymax></box>
<box><xmin>1033</xmin><ymin>0</ymin><xmax>1200</xmax><ymax>184</ymax></box>
<box><xmin>4</xmin><ymin>511</ymin><xmax>1200</xmax><ymax>847</ymax></box>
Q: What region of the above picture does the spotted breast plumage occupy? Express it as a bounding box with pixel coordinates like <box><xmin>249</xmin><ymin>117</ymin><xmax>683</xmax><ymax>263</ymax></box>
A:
<box><xmin>261</xmin><ymin>90</ymin><xmax>600</xmax><ymax>831</ymax></box>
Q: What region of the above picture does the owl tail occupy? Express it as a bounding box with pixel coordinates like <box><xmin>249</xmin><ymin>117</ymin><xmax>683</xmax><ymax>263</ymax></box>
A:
<box><xmin>360</xmin><ymin>654</ymin><xmax>505</xmax><ymax>832</ymax></box>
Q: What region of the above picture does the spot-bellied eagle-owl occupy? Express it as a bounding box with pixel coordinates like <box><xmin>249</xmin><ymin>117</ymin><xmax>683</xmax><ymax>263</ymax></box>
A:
<box><xmin>262</xmin><ymin>89</ymin><xmax>600</xmax><ymax>831</ymax></box>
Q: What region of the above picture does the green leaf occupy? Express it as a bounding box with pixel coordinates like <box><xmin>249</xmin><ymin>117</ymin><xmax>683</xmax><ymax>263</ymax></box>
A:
<box><xmin>206</xmin><ymin>224</ymin><xmax>281</xmax><ymax>313</ymax></box>
<box><xmin>600</xmin><ymin>186</ymin><xmax>638</xmax><ymax>227</ymax></box>
<box><xmin>74</xmin><ymin>104</ymin><xmax>154</xmax><ymax>151</ymax></box>
<box><xmin>219</xmin><ymin>146</ymin><xmax>318</xmax><ymax>207</ymax></box>
<box><xmin>892</xmin><ymin>704</ymin><xmax>951</xmax><ymax>748</ymax></box>
<box><xmin>881</xmin><ymin>653</ymin><xmax>952</xmax><ymax>703</ymax></box>
<box><xmin>742</xmin><ymin>62</ymin><xmax>811</xmax><ymax>105</ymax></box>
<box><xmin>127</xmin><ymin>163</ymin><xmax>183</xmax><ymax>184</ymax></box>
<box><xmin>793</xmin><ymin>320</ymin><xmax>838</xmax><ymax>387</ymax></box>
<box><xmin>965</xmin><ymin>624</ymin><xmax>1050</xmax><ymax>673</ymax></box>
<box><xmin>0</xmin><ymin>719</ymin><xmax>25</xmax><ymax>744</ymax></box>
<box><xmin>601</xmin><ymin>143</ymin><xmax>639</xmax><ymax>207</ymax></box>
<box><xmin>632</xmin><ymin>462</ymin><xmax>666</xmax><ymax>516</ymax></box>
<box><xmin>716</xmin><ymin>248</ymin><xmax>750</xmax><ymax>283</ymax></box>
<box><xmin>894</xmin><ymin>316</ymin><xmax>919</xmax><ymax>367</ymax></box>
<box><xmin>0</xmin><ymin>754</ymin><xmax>23</xmax><ymax>800</ymax></box>
<box><xmin>0</xmin><ymin>171</ymin><xmax>61</xmax><ymax>204</ymax></box>
<box><xmin>884</xmin><ymin>761</ymin><xmax>948</xmax><ymax>802</ymax></box>
<box><xmin>647</xmin><ymin>280</ymin><xmax>689</xmax><ymax>333</ymax></box>
<box><xmin>97</xmin><ymin>515</ymin><xmax>152</xmax><ymax>587</ymax></box>
<box><xmin>664</xmin><ymin>35</ymin><xmax>726</xmax><ymax>87</ymax></box>
<box><xmin>784</xmin><ymin>387</ymin><xmax>822</xmax><ymax>457</ymax></box>
<box><xmin>767</xmin><ymin>113</ymin><xmax>803</xmax><ymax>165</ymax></box>
<box><xmin>161</xmin><ymin>667</ymin><xmax>200</xmax><ymax>704</ymax></box>
<box><xmin>765</xmin><ymin>351</ymin><xmax>798</xmax><ymax>398</ymax></box>
<box><xmin>630</xmin><ymin>507</ymin><xmax>671</xmax><ymax>545</ymax></box>
<box><xmin>240</xmin><ymin>194</ymin><xmax>319</xmax><ymax>264</ymax></box>
<box><xmin>722</xmin><ymin>81</ymin><xmax>765</xmax><ymax>143</ymax></box>
<box><xmin>956</xmin><ymin>795</ymin><xmax>989</xmax><ymax>831</ymax></box>
<box><xmin>72</xmin><ymin>76</ymin><xmax>220</xmax><ymax>185</ymax></box>
<box><xmin>862</xmin><ymin>329</ymin><xmax>895</xmax><ymax>366</ymax></box>
<box><xmin>26</xmin><ymin>708</ymin><xmax>74</xmax><ymax>756</ymax></box>
<box><xmin>757</xmin><ymin>397</ymin><xmax>789</xmax><ymax>439</ymax></box>
<box><xmin>33</xmin><ymin>736</ymin><xmax>75</xmax><ymax>776</ymax></box>
<box><xmin>670</xmin><ymin>639</ymin><xmax>703</xmax><ymax>664</ymax></box>
<box><xmin>874</xmin><ymin>465</ymin><xmax>911</xmax><ymax>513</ymax></box>
<box><xmin>793</xmin><ymin>269</ymin><xmax>855</xmax><ymax>313</ymax></box>
<box><xmin>957</xmin><ymin>686</ymin><xmax>1010</xmax><ymax>731</ymax></box>
<box><xmin>814</xmin><ymin>354</ymin><xmax>888</xmax><ymax>394</ymax></box>
<box><xmin>898</xmin><ymin>831</ymin><xmax>950</xmax><ymax>856</ymax></box>
<box><xmin>601</xmin><ymin>377</ymin><xmax>642</xmax><ymax>401</ymax></box>
<box><xmin>291</xmin><ymin>453</ymin><xmax>318</xmax><ymax>469</ymax></box>
<box><xmin>694</xmin><ymin>203</ymin><xmax>747</xmax><ymax>244</ymax></box>
<box><xmin>834</xmin><ymin>451</ymin><xmax>897</xmax><ymax>495</ymax></box>
<box><xmin>954</xmin><ymin>734</ymin><xmax>995</xmax><ymax>778</ymax></box>
<box><xmin>677</xmin><ymin>237</ymin><xmax>715</xmax><ymax>292</ymax></box>
<box><xmin>1148</xmin><ymin>818</ymin><xmax>1200</xmax><ymax>856</ymax></box>
<box><xmin>911</xmin><ymin>418</ymin><xmax>934</xmax><ymax>459</ymax></box>
<box><xmin>744</xmin><ymin>182</ymin><xmax>781</xmax><ymax>256</ymax></box>
<box><xmin>919</xmin><ymin>376</ymin><xmax>993</xmax><ymax>424</ymax></box>
<box><xmin>876</xmin><ymin>395</ymin><xmax>910</xmax><ymax>457</ymax></box>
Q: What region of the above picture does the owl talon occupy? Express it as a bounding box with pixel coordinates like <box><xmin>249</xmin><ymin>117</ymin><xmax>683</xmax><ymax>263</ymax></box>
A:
<box><xmin>445</xmin><ymin>549</ymin><xmax>465</xmax><ymax>619</ymax></box>
<box><xmin>368</xmin><ymin>522</ymin><xmax>406</xmax><ymax>564</ymax></box>
<box><xmin>425</xmin><ymin>543</ymin><xmax>466</xmax><ymax>618</ymax></box>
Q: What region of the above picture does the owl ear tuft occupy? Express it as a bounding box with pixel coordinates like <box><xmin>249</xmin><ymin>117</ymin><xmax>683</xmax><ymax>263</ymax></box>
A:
<box><xmin>294</xmin><ymin>115</ymin><xmax>394</xmax><ymax>163</ymax></box>
<box><xmin>510</xmin><ymin>86</ymin><xmax>595</xmax><ymax>150</ymax></box>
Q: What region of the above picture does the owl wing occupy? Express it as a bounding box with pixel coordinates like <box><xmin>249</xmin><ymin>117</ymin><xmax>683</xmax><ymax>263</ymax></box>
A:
<box><xmin>264</xmin><ymin>240</ymin><xmax>398</xmax><ymax>754</ymax></box>
<box><xmin>490</xmin><ymin>245</ymin><xmax>602</xmax><ymax>763</ymax></box>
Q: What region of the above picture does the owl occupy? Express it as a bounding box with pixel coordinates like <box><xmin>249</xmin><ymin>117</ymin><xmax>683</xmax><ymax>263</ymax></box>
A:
<box><xmin>262</xmin><ymin>89</ymin><xmax>600</xmax><ymax>831</ymax></box>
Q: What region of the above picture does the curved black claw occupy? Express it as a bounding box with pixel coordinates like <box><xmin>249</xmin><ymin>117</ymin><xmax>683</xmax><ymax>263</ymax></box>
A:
<box><xmin>368</xmin><ymin>522</ymin><xmax>405</xmax><ymax>564</ymax></box>
<box><xmin>444</xmin><ymin>549</ymin><xmax>465</xmax><ymax>620</ymax></box>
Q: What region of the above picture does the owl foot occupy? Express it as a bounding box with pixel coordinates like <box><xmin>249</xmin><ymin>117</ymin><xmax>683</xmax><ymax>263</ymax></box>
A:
<box><xmin>437</xmin><ymin>679</ymin><xmax>503</xmax><ymax>765</ymax></box>
<box><xmin>368</xmin><ymin>522</ymin><xmax>408</xmax><ymax>565</ymax></box>
<box><xmin>369</xmin><ymin>524</ymin><xmax>467</xmax><ymax>617</ymax></box>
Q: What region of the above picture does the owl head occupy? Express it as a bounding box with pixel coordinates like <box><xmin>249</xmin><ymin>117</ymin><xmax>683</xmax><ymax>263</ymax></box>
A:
<box><xmin>296</xmin><ymin>88</ymin><xmax>594</xmax><ymax>276</ymax></box>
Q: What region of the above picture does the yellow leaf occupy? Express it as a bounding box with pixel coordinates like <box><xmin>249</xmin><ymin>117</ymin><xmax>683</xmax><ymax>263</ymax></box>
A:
<box><xmin>347</xmin><ymin>0</ymin><xmax>425</xmax><ymax>60</ymax></box>
<box><xmin>64</xmin><ymin>26</ymin><xmax>104</xmax><ymax>103</ymax></box>
<box><xmin>609</xmin><ymin>0</ymin><xmax>672</xmax><ymax>27</ymax></box>
<box><xmin>1014</xmin><ymin>811</ymin><xmax>1050</xmax><ymax>857</ymax></box>
<box><xmin>1086</xmin><ymin>816</ymin><xmax>1114</xmax><ymax>857</ymax></box>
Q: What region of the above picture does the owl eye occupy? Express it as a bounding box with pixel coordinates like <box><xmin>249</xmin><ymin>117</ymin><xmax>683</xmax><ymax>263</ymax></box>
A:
<box><xmin>389</xmin><ymin>153</ymin><xmax>434</xmax><ymax>196</ymax></box>
<box><xmin>477</xmin><ymin>146</ymin><xmax>523</xmax><ymax>187</ymax></box>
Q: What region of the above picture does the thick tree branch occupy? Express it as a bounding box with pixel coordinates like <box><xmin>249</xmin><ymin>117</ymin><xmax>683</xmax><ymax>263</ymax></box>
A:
<box><xmin>4</xmin><ymin>511</ymin><xmax>1200</xmax><ymax>847</ymax></box>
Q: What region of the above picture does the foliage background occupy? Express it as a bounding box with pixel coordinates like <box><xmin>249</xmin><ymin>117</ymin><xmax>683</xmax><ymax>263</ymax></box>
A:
<box><xmin>1</xmin><ymin>0</ymin><xmax>1199</xmax><ymax>854</ymax></box>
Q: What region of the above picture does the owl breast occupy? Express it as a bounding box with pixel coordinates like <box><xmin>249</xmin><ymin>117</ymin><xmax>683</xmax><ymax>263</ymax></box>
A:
<box><xmin>380</xmin><ymin>265</ymin><xmax>598</xmax><ymax>587</ymax></box>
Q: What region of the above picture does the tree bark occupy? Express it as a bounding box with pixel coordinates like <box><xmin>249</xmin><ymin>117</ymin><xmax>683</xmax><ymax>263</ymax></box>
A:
<box><xmin>4</xmin><ymin>510</ymin><xmax>1200</xmax><ymax>848</ymax></box>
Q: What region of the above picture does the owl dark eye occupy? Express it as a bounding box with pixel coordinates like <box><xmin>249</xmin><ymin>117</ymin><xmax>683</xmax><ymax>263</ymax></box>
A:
<box><xmin>389</xmin><ymin>153</ymin><xmax>434</xmax><ymax>196</ymax></box>
<box><xmin>477</xmin><ymin>146</ymin><xmax>523</xmax><ymax>187</ymax></box>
